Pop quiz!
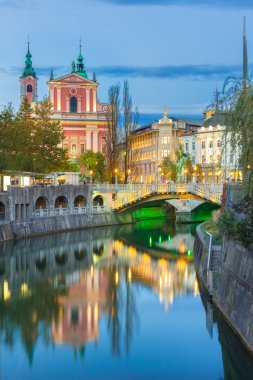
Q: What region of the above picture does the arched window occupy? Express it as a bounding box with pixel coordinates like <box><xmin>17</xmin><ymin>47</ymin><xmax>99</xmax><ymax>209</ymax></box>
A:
<box><xmin>72</xmin><ymin>144</ymin><xmax>76</xmax><ymax>155</ymax></box>
<box><xmin>70</xmin><ymin>96</ymin><xmax>77</xmax><ymax>112</ymax></box>
<box><xmin>35</xmin><ymin>196</ymin><xmax>48</xmax><ymax>210</ymax></box>
<box><xmin>27</xmin><ymin>84</ymin><xmax>33</xmax><ymax>93</ymax></box>
<box><xmin>74</xmin><ymin>195</ymin><xmax>87</xmax><ymax>207</ymax></box>
<box><xmin>0</xmin><ymin>202</ymin><xmax>5</xmax><ymax>220</ymax></box>
<box><xmin>93</xmin><ymin>195</ymin><xmax>104</xmax><ymax>206</ymax></box>
<box><xmin>55</xmin><ymin>196</ymin><xmax>68</xmax><ymax>208</ymax></box>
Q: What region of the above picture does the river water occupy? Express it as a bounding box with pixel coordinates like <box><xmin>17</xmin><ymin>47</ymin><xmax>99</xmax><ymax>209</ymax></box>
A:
<box><xmin>0</xmin><ymin>219</ymin><xmax>252</xmax><ymax>380</ymax></box>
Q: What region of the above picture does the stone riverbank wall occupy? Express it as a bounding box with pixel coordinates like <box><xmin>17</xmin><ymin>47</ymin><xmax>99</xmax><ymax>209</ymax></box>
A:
<box><xmin>0</xmin><ymin>212</ymin><xmax>125</xmax><ymax>242</ymax></box>
<box><xmin>194</xmin><ymin>225</ymin><xmax>253</xmax><ymax>354</ymax></box>
<box><xmin>0</xmin><ymin>184</ymin><xmax>133</xmax><ymax>242</ymax></box>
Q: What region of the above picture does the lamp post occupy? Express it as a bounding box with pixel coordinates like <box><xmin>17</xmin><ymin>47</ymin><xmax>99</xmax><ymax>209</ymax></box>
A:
<box><xmin>127</xmin><ymin>169</ymin><xmax>131</xmax><ymax>187</ymax></box>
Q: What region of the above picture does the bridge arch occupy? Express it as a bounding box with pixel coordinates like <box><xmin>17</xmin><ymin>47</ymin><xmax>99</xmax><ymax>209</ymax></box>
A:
<box><xmin>0</xmin><ymin>260</ymin><xmax>5</xmax><ymax>276</ymax></box>
<box><xmin>55</xmin><ymin>196</ymin><xmax>68</xmax><ymax>208</ymax></box>
<box><xmin>0</xmin><ymin>202</ymin><xmax>5</xmax><ymax>220</ymax></box>
<box><xmin>35</xmin><ymin>196</ymin><xmax>49</xmax><ymax>210</ymax></box>
<box><xmin>74</xmin><ymin>195</ymin><xmax>87</xmax><ymax>207</ymax></box>
<box><xmin>74</xmin><ymin>248</ymin><xmax>87</xmax><ymax>261</ymax></box>
<box><xmin>55</xmin><ymin>252</ymin><xmax>68</xmax><ymax>265</ymax></box>
<box><xmin>35</xmin><ymin>257</ymin><xmax>47</xmax><ymax>271</ymax></box>
<box><xmin>93</xmin><ymin>243</ymin><xmax>104</xmax><ymax>256</ymax></box>
<box><xmin>93</xmin><ymin>195</ymin><xmax>104</xmax><ymax>207</ymax></box>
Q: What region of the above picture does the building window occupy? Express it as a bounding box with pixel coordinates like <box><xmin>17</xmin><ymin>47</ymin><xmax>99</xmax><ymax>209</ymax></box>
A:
<box><xmin>72</xmin><ymin>144</ymin><xmax>76</xmax><ymax>155</ymax></box>
<box><xmin>202</xmin><ymin>155</ymin><xmax>206</xmax><ymax>164</ymax></box>
<box><xmin>80</xmin><ymin>144</ymin><xmax>85</xmax><ymax>154</ymax></box>
<box><xmin>217</xmin><ymin>140</ymin><xmax>221</xmax><ymax>147</ymax></box>
<box><xmin>162</xmin><ymin>150</ymin><xmax>169</xmax><ymax>158</ymax></box>
<box><xmin>70</xmin><ymin>96</ymin><xmax>77</xmax><ymax>113</ymax></box>
<box><xmin>102</xmin><ymin>144</ymin><xmax>107</xmax><ymax>154</ymax></box>
<box><xmin>27</xmin><ymin>84</ymin><xmax>33</xmax><ymax>93</ymax></box>
<box><xmin>185</xmin><ymin>142</ymin><xmax>189</xmax><ymax>151</ymax></box>
<box><xmin>192</xmin><ymin>141</ymin><xmax>195</xmax><ymax>150</ymax></box>
<box><xmin>192</xmin><ymin>155</ymin><xmax>196</xmax><ymax>165</ymax></box>
<box><xmin>202</xmin><ymin>141</ymin><xmax>205</xmax><ymax>149</ymax></box>
<box><xmin>209</xmin><ymin>140</ymin><xmax>213</xmax><ymax>148</ymax></box>
<box><xmin>161</xmin><ymin>136</ymin><xmax>169</xmax><ymax>144</ymax></box>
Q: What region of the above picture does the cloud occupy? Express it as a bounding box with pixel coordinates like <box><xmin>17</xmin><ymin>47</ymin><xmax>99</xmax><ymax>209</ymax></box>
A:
<box><xmin>90</xmin><ymin>63</ymin><xmax>244</xmax><ymax>80</ymax></box>
<box><xmin>7</xmin><ymin>66</ymin><xmax>67</xmax><ymax>78</ymax></box>
<box><xmin>0</xmin><ymin>63</ymin><xmax>245</xmax><ymax>81</ymax></box>
<box><xmin>96</xmin><ymin>0</ymin><xmax>253</xmax><ymax>8</ymax></box>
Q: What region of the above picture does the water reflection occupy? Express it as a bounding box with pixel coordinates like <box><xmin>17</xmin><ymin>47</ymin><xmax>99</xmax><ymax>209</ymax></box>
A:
<box><xmin>0</xmin><ymin>222</ymin><xmax>252</xmax><ymax>379</ymax></box>
<box><xmin>0</xmin><ymin>223</ymin><xmax>196</xmax><ymax>361</ymax></box>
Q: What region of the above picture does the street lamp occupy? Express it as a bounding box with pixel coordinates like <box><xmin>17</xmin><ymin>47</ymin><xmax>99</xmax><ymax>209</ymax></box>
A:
<box><xmin>114</xmin><ymin>168</ymin><xmax>118</xmax><ymax>184</ymax></box>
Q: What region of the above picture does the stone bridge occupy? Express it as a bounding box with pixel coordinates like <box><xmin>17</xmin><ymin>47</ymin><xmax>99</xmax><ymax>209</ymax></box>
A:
<box><xmin>111</xmin><ymin>183</ymin><xmax>222</xmax><ymax>211</ymax></box>
<box><xmin>0</xmin><ymin>183</ymin><xmax>222</xmax><ymax>224</ymax></box>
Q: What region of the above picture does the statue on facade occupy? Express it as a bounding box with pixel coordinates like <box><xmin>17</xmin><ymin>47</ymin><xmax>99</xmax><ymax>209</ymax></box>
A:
<box><xmin>176</xmin><ymin>152</ymin><xmax>188</xmax><ymax>182</ymax></box>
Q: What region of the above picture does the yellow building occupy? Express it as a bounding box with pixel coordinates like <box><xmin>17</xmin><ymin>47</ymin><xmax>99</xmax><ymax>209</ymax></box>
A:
<box><xmin>130</xmin><ymin>109</ymin><xmax>194</xmax><ymax>183</ymax></box>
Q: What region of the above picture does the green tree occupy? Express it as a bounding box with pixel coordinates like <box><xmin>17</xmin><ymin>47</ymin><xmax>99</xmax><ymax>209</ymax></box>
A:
<box><xmin>78</xmin><ymin>150</ymin><xmax>105</xmax><ymax>181</ymax></box>
<box><xmin>32</xmin><ymin>99</ymin><xmax>68</xmax><ymax>173</ymax></box>
<box><xmin>225</xmin><ymin>85</ymin><xmax>253</xmax><ymax>194</ymax></box>
<box><xmin>160</xmin><ymin>156</ymin><xmax>177</xmax><ymax>181</ymax></box>
<box><xmin>0</xmin><ymin>99</ymin><xmax>68</xmax><ymax>173</ymax></box>
<box><xmin>185</xmin><ymin>154</ymin><xmax>194</xmax><ymax>182</ymax></box>
<box><xmin>0</xmin><ymin>103</ymin><xmax>17</xmax><ymax>170</ymax></box>
<box><xmin>195</xmin><ymin>164</ymin><xmax>204</xmax><ymax>182</ymax></box>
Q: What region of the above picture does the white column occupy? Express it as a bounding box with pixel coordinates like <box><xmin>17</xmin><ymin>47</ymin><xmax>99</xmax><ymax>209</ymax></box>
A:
<box><xmin>93</xmin><ymin>131</ymin><xmax>98</xmax><ymax>152</ymax></box>
<box><xmin>66</xmin><ymin>97</ymin><xmax>70</xmax><ymax>112</ymax></box>
<box><xmin>86</xmin><ymin>131</ymin><xmax>91</xmax><ymax>149</ymax></box>
<box><xmin>49</xmin><ymin>87</ymin><xmax>54</xmax><ymax>110</ymax></box>
<box><xmin>93</xmin><ymin>90</ymin><xmax>97</xmax><ymax>112</ymax></box>
<box><xmin>86</xmin><ymin>89</ymin><xmax>90</xmax><ymax>112</ymax></box>
<box><xmin>78</xmin><ymin>97</ymin><xmax>82</xmax><ymax>113</ymax></box>
<box><xmin>57</xmin><ymin>87</ymin><xmax>61</xmax><ymax>111</ymax></box>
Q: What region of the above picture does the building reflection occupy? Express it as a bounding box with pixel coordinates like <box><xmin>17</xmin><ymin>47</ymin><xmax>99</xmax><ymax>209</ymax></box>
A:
<box><xmin>52</xmin><ymin>268</ymin><xmax>109</xmax><ymax>347</ymax></box>
<box><xmin>0</xmin><ymin>223</ymin><xmax>198</xmax><ymax>359</ymax></box>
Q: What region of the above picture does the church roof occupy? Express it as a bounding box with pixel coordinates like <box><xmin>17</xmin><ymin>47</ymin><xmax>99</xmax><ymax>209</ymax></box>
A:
<box><xmin>20</xmin><ymin>42</ymin><xmax>37</xmax><ymax>79</ymax></box>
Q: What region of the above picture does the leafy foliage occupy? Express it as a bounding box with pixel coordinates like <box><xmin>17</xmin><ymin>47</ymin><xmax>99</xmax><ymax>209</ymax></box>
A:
<box><xmin>78</xmin><ymin>150</ymin><xmax>105</xmax><ymax>181</ymax></box>
<box><xmin>160</xmin><ymin>156</ymin><xmax>177</xmax><ymax>181</ymax></box>
<box><xmin>225</xmin><ymin>85</ymin><xmax>253</xmax><ymax>195</ymax></box>
<box><xmin>0</xmin><ymin>98</ymin><xmax>68</xmax><ymax>173</ymax></box>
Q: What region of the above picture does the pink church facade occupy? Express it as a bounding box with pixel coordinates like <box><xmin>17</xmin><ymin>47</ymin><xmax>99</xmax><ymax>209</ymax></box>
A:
<box><xmin>20</xmin><ymin>43</ymin><xmax>109</xmax><ymax>159</ymax></box>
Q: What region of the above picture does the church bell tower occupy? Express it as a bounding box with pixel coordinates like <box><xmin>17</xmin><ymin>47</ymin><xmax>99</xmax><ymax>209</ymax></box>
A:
<box><xmin>20</xmin><ymin>40</ymin><xmax>38</xmax><ymax>104</ymax></box>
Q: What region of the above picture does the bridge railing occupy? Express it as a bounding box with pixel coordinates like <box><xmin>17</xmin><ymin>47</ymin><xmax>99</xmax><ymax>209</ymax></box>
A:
<box><xmin>92</xmin><ymin>184</ymin><xmax>143</xmax><ymax>192</ymax></box>
<box><xmin>112</xmin><ymin>182</ymin><xmax>222</xmax><ymax>209</ymax></box>
<box><xmin>32</xmin><ymin>205</ymin><xmax>108</xmax><ymax>218</ymax></box>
